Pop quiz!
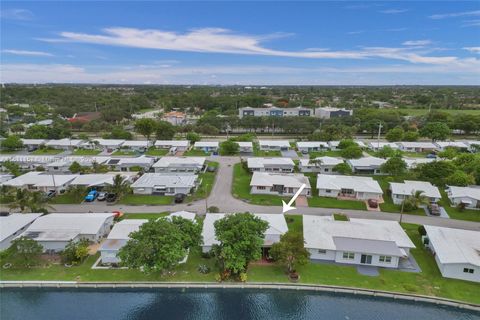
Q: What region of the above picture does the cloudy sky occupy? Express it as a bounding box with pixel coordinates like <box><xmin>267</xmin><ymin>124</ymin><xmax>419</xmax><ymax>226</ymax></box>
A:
<box><xmin>1</xmin><ymin>1</ymin><xmax>479</xmax><ymax>85</ymax></box>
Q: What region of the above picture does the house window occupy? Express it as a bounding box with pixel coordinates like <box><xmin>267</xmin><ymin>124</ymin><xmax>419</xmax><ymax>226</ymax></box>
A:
<box><xmin>325</xmin><ymin>189</ymin><xmax>331</xmax><ymax>193</ymax></box>
<box><xmin>324</xmin><ymin>168</ymin><xmax>329</xmax><ymax>172</ymax></box>
<box><xmin>342</xmin><ymin>252</ymin><xmax>355</xmax><ymax>260</ymax></box>
<box><xmin>257</xmin><ymin>186</ymin><xmax>266</xmax><ymax>190</ymax></box>
<box><xmin>317</xmin><ymin>249</ymin><xmax>326</xmax><ymax>254</ymax></box>
<box><xmin>379</xmin><ymin>256</ymin><xmax>392</xmax><ymax>263</ymax></box>
<box><xmin>463</xmin><ymin>268</ymin><xmax>474</xmax><ymax>274</ymax></box>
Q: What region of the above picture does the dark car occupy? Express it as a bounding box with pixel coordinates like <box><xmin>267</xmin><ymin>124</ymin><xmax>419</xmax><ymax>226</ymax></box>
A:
<box><xmin>45</xmin><ymin>190</ymin><xmax>57</xmax><ymax>199</ymax></box>
<box><xmin>206</xmin><ymin>166</ymin><xmax>217</xmax><ymax>173</ymax></box>
<box><xmin>106</xmin><ymin>193</ymin><xmax>117</xmax><ymax>203</ymax></box>
<box><xmin>428</xmin><ymin>203</ymin><xmax>441</xmax><ymax>216</ymax></box>
<box><xmin>174</xmin><ymin>193</ymin><xmax>186</xmax><ymax>203</ymax></box>
<box><xmin>367</xmin><ymin>199</ymin><xmax>378</xmax><ymax>208</ymax></box>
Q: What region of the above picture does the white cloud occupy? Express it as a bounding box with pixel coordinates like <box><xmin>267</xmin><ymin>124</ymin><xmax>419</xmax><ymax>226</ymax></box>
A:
<box><xmin>347</xmin><ymin>30</ymin><xmax>364</xmax><ymax>35</ymax></box>
<box><xmin>2</xmin><ymin>49</ymin><xmax>53</xmax><ymax>57</ymax></box>
<box><xmin>462</xmin><ymin>19</ymin><xmax>480</xmax><ymax>27</ymax></box>
<box><xmin>464</xmin><ymin>47</ymin><xmax>480</xmax><ymax>54</ymax></box>
<box><xmin>0</xmin><ymin>8</ymin><xmax>33</xmax><ymax>20</ymax></box>
<box><xmin>402</xmin><ymin>40</ymin><xmax>432</xmax><ymax>46</ymax></box>
<box><xmin>38</xmin><ymin>27</ymin><xmax>465</xmax><ymax>65</ymax></box>
<box><xmin>429</xmin><ymin>10</ymin><xmax>480</xmax><ymax>20</ymax></box>
<box><xmin>379</xmin><ymin>9</ymin><xmax>409</xmax><ymax>14</ymax></box>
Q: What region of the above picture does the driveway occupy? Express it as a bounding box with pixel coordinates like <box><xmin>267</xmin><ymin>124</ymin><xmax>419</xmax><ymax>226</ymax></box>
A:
<box><xmin>295</xmin><ymin>196</ymin><xmax>308</xmax><ymax>207</ymax></box>
<box><xmin>281</xmin><ymin>150</ymin><xmax>298</xmax><ymax>158</ymax></box>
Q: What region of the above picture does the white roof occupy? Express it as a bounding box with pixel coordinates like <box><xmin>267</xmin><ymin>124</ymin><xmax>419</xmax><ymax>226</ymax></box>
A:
<box><xmin>389</xmin><ymin>180</ymin><xmax>441</xmax><ymax>199</ymax></box>
<box><xmin>250</xmin><ymin>172</ymin><xmax>311</xmax><ymax>189</ymax></box>
<box><xmin>367</xmin><ymin>142</ymin><xmax>399</xmax><ymax>149</ymax></box>
<box><xmin>106</xmin><ymin>219</ymin><xmax>148</xmax><ymax>240</ymax></box>
<box><xmin>106</xmin><ymin>156</ymin><xmax>154</xmax><ymax>166</ymax></box>
<box><xmin>425</xmin><ymin>225</ymin><xmax>480</xmax><ymax>267</ymax></box>
<box><xmin>464</xmin><ymin>140</ymin><xmax>480</xmax><ymax>147</ymax></box>
<box><xmin>328</xmin><ymin>141</ymin><xmax>340</xmax><ymax>147</ymax></box>
<box><xmin>202</xmin><ymin>213</ymin><xmax>288</xmax><ymax>247</ymax></box>
<box><xmin>300</xmin><ymin>156</ymin><xmax>343</xmax><ymax>167</ymax></box>
<box><xmin>355</xmin><ymin>140</ymin><xmax>366</xmax><ymax>148</ymax></box>
<box><xmin>168</xmin><ymin>211</ymin><xmax>196</xmax><ymax>221</ymax></box>
<box><xmin>258</xmin><ymin>140</ymin><xmax>290</xmax><ymax>148</ymax></box>
<box><xmin>70</xmin><ymin>174</ymin><xmax>123</xmax><ymax>187</ymax></box>
<box><xmin>303</xmin><ymin>215</ymin><xmax>415</xmax><ymax>253</ymax></box>
<box><xmin>21</xmin><ymin>139</ymin><xmax>47</xmax><ymax>145</ymax></box>
<box><xmin>92</xmin><ymin>139</ymin><xmax>125</xmax><ymax>147</ymax></box>
<box><xmin>22</xmin><ymin>213</ymin><xmax>114</xmax><ymax>241</ymax></box>
<box><xmin>296</xmin><ymin>141</ymin><xmax>329</xmax><ymax>148</ymax></box>
<box><xmin>0</xmin><ymin>213</ymin><xmax>42</xmax><ymax>242</ymax></box>
<box><xmin>247</xmin><ymin>157</ymin><xmax>295</xmax><ymax>169</ymax></box>
<box><xmin>154</xmin><ymin>140</ymin><xmax>189</xmax><ymax>147</ymax></box>
<box><xmin>316</xmin><ymin>175</ymin><xmax>383</xmax><ymax>194</ymax></box>
<box><xmin>153</xmin><ymin>156</ymin><xmax>205</xmax><ymax>168</ymax></box>
<box><xmin>434</xmin><ymin>141</ymin><xmax>469</xmax><ymax>149</ymax></box>
<box><xmin>194</xmin><ymin>141</ymin><xmax>219</xmax><ymax>147</ymax></box>
<box><xmin>45</xmin><ymin>139</ymin><xmax>83</xmax><ymax>147</ymax></box>
<box><xmin>237</xmin><ymin>141</ymin><xmax>253</xmax><ymax>148</ymax></box>
<box><xmin>131</xmin><ymin>173</ymin><xmax>197</xmax><ymax>188</ymax></box>
<box><xmin>397</xmin><ymin>141</ymin><xmax>437</xmax><ymax>149</ymax></box>
<box><xmin>2</xmin><ymin>172</ymin><xmax>78</xmax><ymax>188</ymax></box>
<box><xmin>0</xmin><ymin>155</ymin><xmax>57</xmax><ymax>164</ymax></box>
<box><xmin>121</xmin><ymin>140</ymin><xmax>150</xmax><ymax>147</ymax></box>
<box><xmin>347</xmin><ymin>157</ymin><xmax>386</xmax><ymax>168</ymax></box>
<box><xmin>447</xmin><ymin>186</ymin><xmax>480</xmax><ymax>201</ymax></box>
<box><xmin>403</xmin><ymin>157</ymin><xmax>435</xmax><ymax>169</ymax></box>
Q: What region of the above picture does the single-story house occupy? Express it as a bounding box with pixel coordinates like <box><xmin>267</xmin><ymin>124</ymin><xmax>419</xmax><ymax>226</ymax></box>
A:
<box><xmin>247</xmin><ymin>157</ymin><xmax>295</xmax><ymax>173</ymax></box>
<box><xmin>120</xmin><ymin>140</ymin><xmax>152</xmax><ymax>152</ymax></box>
<box><xmin>296</xmin><ymin>141</ymin><xmax>329</xmax><ymax>153</ymax></box>
<box><xmin>424</xmin><ymin>225</ymin><xmax>479</xmax><ymax>283</ymax></box>
<box><xmin>0</xmin><ymin>213</ymin><xmax>42</xmax><ymax>250</ymax></box>
<box><xmin>0</xmin><ymin>173</ymin><xmax>14</xmax><ymax>184</ymax></box>
<box><xmin>154</xmin><ymin>140</ymin><xmax>189</xmax><ymax>151</ymax></box>
<box><xmin>237</xmin><ymin>141</ymin><xmax>253</xmax><ymax>153</ymax></box>
<box><xmin>367</xmin><ymin>142</ymin><xmax>400</xmax><ymax>151</ymax></box>
<box><xmin>303</xmin><ymin>215</ymin><xmax>415</xmax><ymax>269</ymax></box>
<box><xmin>45</xmin><ymin>139</ymin><xmax>84</xmax><ymax>150</ymax></box>
<box><xmin>316</xmin><ymin>175</ymin><xmax>383</xmax><ymax>200</ymax></box>
<box><xmin>0</xmin><ymin>155</ymin><xmax>57</xmax><ymax>170</ymax></box>
<box><xmin>463</xmin><ymin>141</ymin><xmax>480</xmax><ymax>153</ymax></box>
<box><xmin>258</xmin><ymin>140</ymin><xmax>290</xmax><ymax>151</ymax></box>
<box><xmin>84</xmin><ymin>139</ymin><xmax>125</xmax><ymax>151</ymax></box>
<box><xmin>2</xmin><ymin>171</ymin><xmax>78</xmax><ymax>193</ymax></box>
<box><xmin>434</xmin><ymin>141</ymin><xmax>469</xmax><ymax>151</ymax></box>
<box><xmin>347</xmin><ymin>157</ymin><xmax>387</xmax><ymax>175</ymax></box>
<box><xmin>45</xmin><ymin>156</ymin><xmax>111</xmax><ymax>173</ymax></box>
<box><xmin>21</xmin><ymin>139</ymin><xmax>47</xmax><ymax>151</ymax></box>
<box><xmin>403</xmin><ymin>157</ymin><xmax>435</xmax><ymax>169</ymax></box>
<box><xmin>250</xmin><ymin>172</ymin><xmax>311</xmax><ymax>197</ymax></box>
<box><xmin>396</xmin><ymin>142</ymin><xmax>437</xmax><ymax>153</ymax></box>
<box><xmin>299</xmin><ymin>156</ymin><xmax>343</xmax><ymax>174</ymax></box>
<box><xmin>328</xmin><ymin>141</ymin><xmax>341</xmax><ymax>150</ymax></box>
<box><xmin>194</xmin><ymin>141</ymin><xmax>219</xmax><ymax>153</ymax></box>
<box><xmin>153</xmin><ymin>156</ymin><xmax>206</xmax><ymax>174</ymax></box>
<box><xmin>20</xmin><ymin>213</ymin><xmax>115</xmax><ymax>252</ymax></box>
<box><xmin>69</xmin><ymin>173</ymin><xmax>135</xmax><ymax>189</ymax></box>
<box><xmin>446</xmin><ymin>186</ymin><xmax>480</xmax><ymax>210</ymax></box>
<box><xmin>105</xmin><ymin>156</ymin><xmax>154</xmax><ymax>172</ymax></box>
<box><xmin>131</xmin><ymin>173</ymin><xmax>198</xmax><ymax>195</ymax></box>
<box><xmin>201</xmin><ymin>213</ymin><xmax>288</xmax><ymax>253</ymax></box>
<box><xmin>389</xmin><ymin>180</ymin><xmax>441</xmax><ymax>205</ymax></box>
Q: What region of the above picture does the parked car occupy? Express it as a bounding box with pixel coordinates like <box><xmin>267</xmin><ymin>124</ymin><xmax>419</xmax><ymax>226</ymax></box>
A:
<box><xmin>44</xmin><ymin>190</ymin><xmax>57</xmax><ymax>199</ymax></box>
<box><xmin>174</xmin><ymin>193</ymin><xmax>186</xmax><ymax>203</ymax></box>
<box><xmin>84</xmin><ymin>190</ymin><xmax>98</xmax><ymax>202</ymax></box>
<box><xmin>428</xmin><ymin>203</ymin><xmax>441</xmax><ymax>216</ymax></box>
<box><xmin>106</xmin><ymin>193</ymin><xmax>117</xmax><ymax>203</ymax></box>
<box><xmin>97</xmin><ymin>192</ymin><xmax>107</xmax><ymax>201</ymax></box>
<box><xmin>426</xmin><ymin>153</ymin><xmax>437</xmax><ymax>159</ymax></box>
<box><xmin>367</xmin><ymin>199</ymin><xmax>378</xmax><ymax>208</ymax></box>
<box><xmin>206</xmin><ymin>166</ymin><xmax>217</xmax><ymax>172</ymax></box>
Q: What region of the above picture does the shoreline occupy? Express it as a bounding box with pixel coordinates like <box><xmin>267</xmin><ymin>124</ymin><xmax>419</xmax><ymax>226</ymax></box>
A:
<box><xmin>1</xmin><ymin>281</ymin><xmax>479</xmax><ymax>312</ymax></box>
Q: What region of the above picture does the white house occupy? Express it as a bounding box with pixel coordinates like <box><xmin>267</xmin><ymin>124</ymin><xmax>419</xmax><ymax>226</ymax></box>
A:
<box><xmin>0</xmin><ymin>213</ymin><xmax>42</xmax><ymax>250</ymax></box>
<box><xmin>121</xmin><ymin>140</ymin><xmax>152</xmax><ymax>152</ymax></box>
<box><xmin>0</xmin><ymin>173</ymin><xmax>14</xmax><ymax>184</ymax></box>
<box><xmin>396</xmin><ymin>142</ymin><xmax>437</xmax><ymax>153</ymax></box>
<box><xmin>299</xmin><ymin>156</ymin><xmax>343</xmax><ymax>174</ymax></box>
<box><xmin>21</xmin><ymin>139</ymin><xmax>47</xmax><ymax>151</ymax></box>
<box><xmin>424</xmin><ymin>225</ymin><xmax>480</xmax><ymax>283</ymax></box>
<box><xmin>201</xmin><ymin>213</ymin><xmax>288</xmax><ymax>253</ymax></box>
<box><xmin>296</xmin><ymin>141</ymin><xmax>329</xmax><ymax>153</ymax></box>
<box><xmin>250</xmin><ymin>172</ymin><xmax>311</xmax><ymax>197</ymax></box>
<box><xmin>131</xmin><ymin>173</ymin><xmax>197</xmax><ymax>195</ymax></box>
<box><xmin>303</xmin><ymin>215</ymin><xmax>415</xmax><ymax>269</ymax></box>
<box><xmin>105</xmin><ymin>156</ymin><xmax>154</xmax><ymax>172</ymax></box>
<box><xmin>316</xmin><ymin>175</ymin><xmax>383</xmax><ymax>200</ymax></box>
<box><xmin>2</xmin><ymin>171</ymin><xmax>78</xmax><ymax>193</ymax></box>
<box><xmin>69</xmin><ymin>173</ymin><xmax>135</xmax><ymax>188</ymax></box>
<box><xmin>45</xmin><ymin>156</ymin><xmax>111</xmax><ymax>173</ymax></box>
<box><xmin>328</xmin><ymin>141</ymin><xmax>340</xmax><ymax>150</ymax></box>
<box><xmin>464</xmin><ymin>141</ymin><xmax>480</xmax><ymax>153</ymax></box>
<box><xmin>247</xmin><ymin>157</ymin><xmax>295</xmax><ymax>173</ymax></box>
<box><xmin>347</xmin><ymin>157</ymin><xmax>387</xmax><ymax>175</ymax></box>
<box><xmin>367</xmin><ymin>142</ymin><xmax>400</xmax><ymax>151</ymax></box>
<box><xmin>258</xmin><ymin>140</ymin><xmax>290</xmax><ymax>151</ymax></box>
<box><xmin>446</xmin><ymin>186</ymin><xmax>480</xmax><ymax>210</ymax></box>
<box><xmin>389</xmin><ymin>180</ymin><xmax>441</xmax><ymax>205</ymax></box>
<box><xmin>45</xmin><ymin>139</ymin><xmax>84</xmax><ymax>150</ymax></box>
<box><xmin>154</xmin><ymin>140</ymin><xmax>189</xmax><ymax>151</ymax></box>
<box><xmin>237</xmin><ymin>141</ymin><xmax>253</xmax><ymax>153</ymax></box>
<box><xmin>194</xmin><ymin>141</ymin><xmax>219</xmax><ymax>153</ymax></box>
<box><xmin>86</xmin><ymin>139</ymin><xmax>125</xmax><ymax>151</ymax></box>
<box><xmin>403</xmin><ymin>157</ymin><xmax>435</xmax><ymax>169</ymax></box>
<box><xmin>0</xmin><ymin>155</ymin><xmax>56</xmax><ymax>170</ymax></box>
<box><xmin>153</xmin><ymin>156</ymin><xmax>206</xmax><ymax>174</ymax></box>
<box><xmin>434</xmin><ymin>141</ymin><xmax>469</xmax><ymax>151</ymax></box>
<box><xmin>20</xmin><ymin>213</ymin><xmax>115</xmax><ymax>252</ymax></box>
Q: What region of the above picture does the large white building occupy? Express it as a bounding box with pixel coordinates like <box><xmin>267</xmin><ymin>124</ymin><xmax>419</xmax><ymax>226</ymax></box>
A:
<box><xmin>367</xmin><ymin>142</ymin><xmax>400</xmax><ymax>151</ymax></box>
<box><xmin>105</xmin><ymin>156</ymin><xmax>154</xmax><ymax>172</ymax></box>
<box><xmin>446</xmin><ymin>186</ymin><xmax>480</xmax><ymax>210</ymax></box>
<box><xmin>238</xmin><ymin>106</ymin><xmax>313</xmax><ymax>118</ymax></box>
<box><xmin>131</xmin><ymin>173</ymin><xmax>197</xmax><ymax>195</ymax></box>
<box><xmin>45</xmin><ymin>139</ymin><xmax>84</xmax><ymax>150</ymax></box>
<box><xmin>424</xmin><ymin>225</ymin><xmax>480</xmax><ymax>283</ymax></box>
<box><xmin>250</xmin><ymin>172</ymin><xmax>311</xmax><ymax>197</ymax></box>
<box><xmin>389</xmin><ymin>180</ymin><xmax>441</xmax><ymax>205</ymax></box>
<box><xmin>0</xmin><ymin>213</ymin><xmax>42</xmax><ymax>250</ymax></box>
<box><xmin>303</xmin><ymin>215</ymin><xmax>415</xmax><ymax>269</ymax></box>
<box><xmin>314</xmin><ymin>107</ymin><xmax>353</xmax><ymax>119</ymax></box>
<box><xmin>247</xmin><ymin>157</ymin><xmax>295</xmax><ymax>173</ymax></box>
<box><xmin>316</xmin><ymin>175</ymin><xmax>383</xmax><ymax>200</ymax></box>
<box><xmin>153</xmin><ymin>156</ymin><xmax>206</xmax><ymax>174</ymax></box>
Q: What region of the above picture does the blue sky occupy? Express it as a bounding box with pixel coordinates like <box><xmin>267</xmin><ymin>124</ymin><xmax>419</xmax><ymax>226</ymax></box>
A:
<box><xmin>1</xmin><ymin>1</ymin><xmax>479</xmax><ymax>84</ymax></box>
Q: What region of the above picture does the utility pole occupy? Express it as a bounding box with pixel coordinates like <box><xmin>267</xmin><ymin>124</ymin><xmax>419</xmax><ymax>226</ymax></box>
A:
<box><xmin>399</xmin><ymin>199</ymin><xmax>405</xmax><ymax>224</ymax></box>
<box><xmin>377</xmin><ymin>122</ymin><xmax>383</xmax><ymax>149</ymax></box>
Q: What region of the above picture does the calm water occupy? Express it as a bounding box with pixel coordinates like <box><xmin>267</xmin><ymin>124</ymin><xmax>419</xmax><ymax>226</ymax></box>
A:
<box><xmin>1</xmin><ymin>288</ymin><xmax>479</xmax><ymax>320</ymax></box>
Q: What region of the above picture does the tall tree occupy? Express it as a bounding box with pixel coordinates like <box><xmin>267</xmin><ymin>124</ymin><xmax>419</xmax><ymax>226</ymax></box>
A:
<box><xmin>270</xmin><ymin>231</ymin><xmax>310</xmax><ymax>274</ymax></box>
<box><xmin>105</xmin><ymin>174</ymin><xmax>131</xmax><ymax>200</ymax></box>
<box><xmin>134</xmin><ymin>118</ymin><xmax>157</xmax><ymax>140</ymax></box>
<box><xmin>381</xmin><ymin>156</ymin><xmax>407</xmax><ymax>175</ymax></box>
<box><xmin>420</xmin><ymin>122</ymin><xmax>450</xmax><ymax>142</ymax></box>
<box><xmin>155</xmin><ymin>121</ymin><xmax>176</xmax><ymax>140</ymax></box>
<box><xmin>1</xmin><ymin>135</ymin><xmax>23</xmax><ymax>151</ymax></box>
<box><xmin>8</xmin><ymin>236</ymin><xmax>43</xmax><ymax>267</ymax></box>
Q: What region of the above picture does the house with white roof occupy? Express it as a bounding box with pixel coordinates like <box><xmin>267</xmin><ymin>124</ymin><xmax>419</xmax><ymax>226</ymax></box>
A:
<box><xmin>0</xmin><ymin>173</ymin><xmax>14</xmax><ymax>184</ymax></box>
<box><xmin>355</xmin><ymin>140</ymin><xmax>367</xmax><ymax>148</ymax></box>
<box><xmin>131</xmin><ymin>173</ymin><xmax>197</xmax><ymax>196</ymax></box>
<box><xmin>463</xmin><ymin>141</ymin><xmax>480</xmax><ymax>153</ymax></box>
<box><xmin>45</xmin><ymin>139</ymin><xmax>84</xmax><ymax>150</ymax></box>
<box><xmin>247</xmin><ymin>157</ymin><xmax>294</xmax><ymax>173</ymax></box>
<box><xmin>154</xmin><ymin>140</ymin><xmax>189</xmax><ymax>151</ymax></box>
<box><xmin>153</xmin><ymin>156</ymin><xmax>205</xmax><ymax>174</ymax></box>
<box><xmin>299</xmin><ymin>156</ymin><xmax>343</xmax><ymax>174</ymax></box>
<box><xmin>201</xmin><ymin>213</ymin><xmax>288</xmax><ymax>253</ymax></box>
<box><xmin>389</xmin><ymin>180</ymin><xmax>441</xmax><ymax>205</ymax></box>
<box><xmin>250</xmin><ymin>172</ymin><xmax>311</xmax><ymax>197</ymax></box>
<box><xmin>2</xmin><ymin>171</ymin><xmax>77</xmax><ymax>193</ymax></box>
<box><xmin>367</xmin><ymin>142</ymin><xmax>400</xmax><ymax>151</ymax></box>
<box><xmin>258</xmin><ymin>140</ymin><xmax>290</xmax><ymax>151</ymax></box>
<box><xmin>121</xmin><ymin>140</ymin><xmax>152</xmax><ymax>152</ymax></box>
<box><xmin>446</xmin><ymin>186</ymin><xmax>480</xmax><ymax>210</ymax></box>
<box><xmin>69</xmin><ymin>173</ymin><xmax>135</xmax><ymax>188</ymax></box>
<box><xmin>0</xmin><ymin>155</ymin><xmax>57</xmax><ymax>170</ymax></box>
<box><xmin>0</xmin><ymin>213</ymin><xmax>42</xmax><ymax>250</ymax></box>
<box><xmin>237</xmin><ymin>141</ymin><xmax>253</xmax><ymax>153</ymax></box>
<box><xmin>403</xmin><ymin>157</ymin><xmax>435</xmax><ymax>169</ymax></box>
<box><xmin>328</xmin><ymin>141</ymin><xmax>340</xmax><ymax>150</ymax></box>
<box><xmin>316</xmin><ymin>175</ymin><xmax>383</xmax><ymax>200</ymax></box>
<box><xmin>105</xmin><ymin>156</ymin><xmax>154</xmax><ymax>172</ymax></box>
<box><xmin>21</xmin><ymin>138</ymin><xmax>47</xmax><ymax>151</ymax></box>
<box><xmin>45</xmin><ymin>156</ymin><xmax>111</xmax><ymax>173</ymax></box>
<box><xmin>434</xmin><ymin>141</ymin><xmax>469</xmax><ymax>151</ymax></box>
<box><xmin>85</xmin><ymin>139</ymin><xmax>125</xmax><ymax>151</ymax></box>
<box><xmin>194</xmin><ymin>141</ymin><xmax>219</xmax><ymax>152</ymax></box>
<box><xmin>396</xmin><ymin>141</ymin><xmax>437</xmax><ymax>153</ymax></box>
<box><xmin>424</xmin><ymin>226</ymin><xmax>480</xmax><ymax>282</ymax></box>
<box><xmin>347</xmin><ymin>157</ymin><xmax>387</xmax><ymax>175</ymax></box>
<box><xmin>303</xmin><ymin>215</ymin><xmax>415</xmax><ymax>269</ymax></box>
<box><xmin>296</xmin><ymin>141</ymin><xmax>329</xmax><ymax>153</ymax></box>
<box><xmin>20</xmin><ymin>213</ymin><xmax>115</xmax><ymax>252</ymax></box>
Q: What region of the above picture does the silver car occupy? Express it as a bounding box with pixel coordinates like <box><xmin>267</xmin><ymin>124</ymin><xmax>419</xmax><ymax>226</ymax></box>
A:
<box><xmin>97</xmin><ymin>192</ymin><xmax>108</xmax><ymax>201</ymax></box>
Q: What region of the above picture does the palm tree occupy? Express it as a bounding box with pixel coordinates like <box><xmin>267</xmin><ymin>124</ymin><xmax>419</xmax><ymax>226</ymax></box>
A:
<box><xmin>8</xmin><ymin>189</ymin><xmax>53</xmax><ymax>213</ymax></box>
<box><xmin>8</xmin><ymin>189</ymin><xmax>30</xmax><ymax>212</ymax></box>
<box><xmin>105</xmin><ymin>174</ymin><xmax>131</xmax><ymax>201</ymax></box>
<box><xmin>400</xmin><ymin>190</ymin><xmax>430</xmax><ymax>223</ymax></box>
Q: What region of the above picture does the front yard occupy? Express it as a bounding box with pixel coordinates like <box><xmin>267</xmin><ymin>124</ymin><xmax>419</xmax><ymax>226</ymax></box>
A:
<box><xmin>31</xmin><ymin>148</ymin><xmax>63</xmax><ymax>155</ymax></box>
<box><xmin>183</xmin><ymin>149</ymin><xmax>210</xmax><ymax>156</ymax></box>
<box><xmin>72</xmin><ymin>149</ymin><xmax>101</xmax><ymax>156</ymax></box>
<box><xmin>145</xmin><ymin>148</ymin><xmax>168</xmax><ymax>156</ymax></box>
<box><xmin>111</xmin><ymin>150</ymin><xmax>137</xmax><ymax>156</ymax></box>
<box><xmin>307</xmin><ymin>150</ymin><xmax>344</xmax><ymax>158</ymax></box>
<box><xmin>119</xmin><ymin>194</ymin><xmax>173</xmax><ymax>205</ymax></box>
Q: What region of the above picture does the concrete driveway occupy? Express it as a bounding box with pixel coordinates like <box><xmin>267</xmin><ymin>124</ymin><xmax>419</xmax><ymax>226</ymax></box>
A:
<box><xmin>281</xmin><ymin>150</ymin><xmax>298</xmax><ymax>158</ymax></box>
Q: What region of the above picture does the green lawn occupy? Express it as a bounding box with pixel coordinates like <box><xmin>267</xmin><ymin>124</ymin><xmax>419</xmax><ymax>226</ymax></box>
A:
<box><xmin>122</xmin><ymin>212</ymin><xmax>169</xmax><ymax>220</ymax></box>
<box><xmin>438</xmin><ymin>190</ymin><xmax>480</xmax><ymax>222</ymax></box>
<box><xmin>111</xmin><ymin>150</ymin><xmax>137</xmax><ymax>156</ymax></box>
<box><xmin>186</xmin><ymin>162</ymin><xmax>219</xmax><ymax>202</ymax></box>
<box><xmin>119</xmin><ymin>194</ymin><xmax>173</xmax><ymax>205</ymax></box>
<box><xmin>72</xmin><ymin>149</ymin><xmax>101</xmax><ymax>155</ymax></box>
<box><xmin>145</xmin><ymin>148</ymin><xmax>169</xmax><ymax>156</ymax></box>
<box><xmin>183</xmin><ymin>149</ymin><xmax>210</xmax><ymax>156</ymax></box>
<box><xmin>308</xmin><ymin>150</ymin><xmax>344</xmax><ymax>158</ymax></box>
<box><xmin>253</xmin><ymin>144</ymin><xmax>281</xmax><ymax>157</ymax></box>
<box><xmin>31</xmin><ymin>148</ymin><xmax>63</xmax><ymax>155</ymax></box>
<box><xmin>49</xmin><ymin>193</ymin><xmax>83</xmax><ymax>204</ymax></box>
<box><xmin>400</xmin><ymin>108</ymin><xmax>480</xmax><ymax>116</ymax></box>
<box><xmin>0</xmin><ymin>150</ymin><xmax>19</xmax><ymax>154</ymax></box>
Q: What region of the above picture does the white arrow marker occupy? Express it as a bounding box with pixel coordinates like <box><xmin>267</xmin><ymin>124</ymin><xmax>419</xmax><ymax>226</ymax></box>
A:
<box><xmin>281</xmin><ymin>183</ymin><xmax>306</xmax><ymax>213</ymax></box>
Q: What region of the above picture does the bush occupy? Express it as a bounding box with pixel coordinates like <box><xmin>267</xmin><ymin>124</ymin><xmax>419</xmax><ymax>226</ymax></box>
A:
<box><xmin>207</xmin><ymin>206</ymin><xmax>220</xmax><ymax>213</ymax></box>
<box><xmin>197</xmin><ymin>264</ymin><xmax>211</xmax><ymax>274</ymax></box>
<box><xmin>418</xmin><ymin>225</ymin><xmax>426</xmax><ymax>236</ymax></box>
<box><xmin>402</xmin><ymin>200</ymin><xmax>417</xmax><ymax>212</ymax></box>
<box><xmin>239</xmin><ymin>272</ymin><xmax>248</xmax><ymax>282</ymax></box>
